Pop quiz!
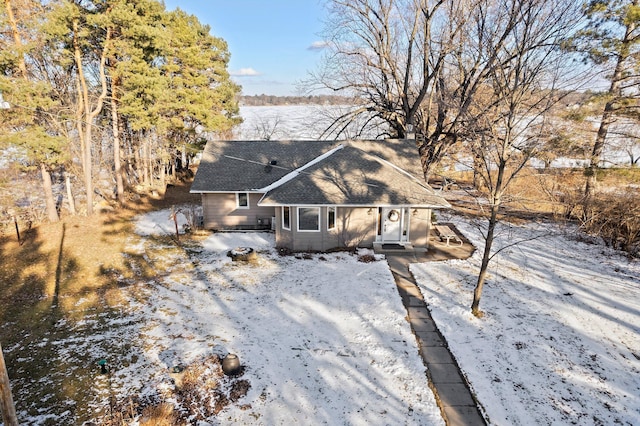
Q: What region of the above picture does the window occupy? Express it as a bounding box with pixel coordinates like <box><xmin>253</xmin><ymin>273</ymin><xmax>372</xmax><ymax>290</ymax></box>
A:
<box><xmin>327</xmin><ymin>206</ymin><xmax>336</xmax><ymax>230</ymax></box>
<box><xmin>298</xmin><ymin>207</ymin><xmax>320</xmax><ymax>232</ymax></box>
<box><xmin>236</xmin><ymin>192</ymin><xmax>249</xmax><ymax>209</ymax></box>
<box><xmin>282</xmin><ymin>206</ymin><xmax>290</xmax><ymax>230</ymax></box>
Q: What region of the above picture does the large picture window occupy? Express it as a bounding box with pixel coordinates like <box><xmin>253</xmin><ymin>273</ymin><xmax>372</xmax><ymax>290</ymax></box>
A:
<box><xmin>298</xmin><ymin>207</ymin><xmax>320</xmax><ymax>232</ymax></box>
<box><xmin>282</xmin><ymin>206</ymin><xmax>290</xmax><ymax>230</ymax></box>
<box><xmin>327</xmin><ymin>206</ymin><xmax>336</xmax><ymax>230</ymax></box>
<box><xmin>236</xmin><ymin>192</ymin><xmax>249</xmax><ymax>209</ymax></box>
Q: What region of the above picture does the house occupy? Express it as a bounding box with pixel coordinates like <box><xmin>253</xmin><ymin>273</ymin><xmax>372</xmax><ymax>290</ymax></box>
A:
<box><xmin>190</xmin><ymin>139</ymin><xmax>450</xmax><ymax>251</ymax></box>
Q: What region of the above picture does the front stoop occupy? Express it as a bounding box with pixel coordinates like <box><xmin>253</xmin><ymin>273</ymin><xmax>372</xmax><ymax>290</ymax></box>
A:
<box><xmin>373</xmin><ymin>242</ymin><xmax>415</xmax><ymax>254</ymax></box>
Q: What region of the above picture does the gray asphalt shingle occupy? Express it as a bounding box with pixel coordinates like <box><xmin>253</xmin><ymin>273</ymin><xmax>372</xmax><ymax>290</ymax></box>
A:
<box><xmin>190</xmin><ymin>140</ymin><xmax>339</xmax><ymax>192</ymax></box>
<box><xmin>191</xmin><ymin>139</ymin><xmax>449</xmax><ymax>208</ymax></box>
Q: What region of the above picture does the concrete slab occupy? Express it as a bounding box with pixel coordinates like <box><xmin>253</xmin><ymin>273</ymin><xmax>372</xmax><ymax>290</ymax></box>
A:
<box><xmin>443</xmin><ymin>406</ymin><xmax>487</xmax><ymax>426</ymax></box>
<box><xmin>409</xmin><ymin>317</ymin><xmax>437</xmax><ymax>332</ymax></box>
<box><xmin>385</xmin><ymin>253</ymin><xmax>486</xmax><ymax>426</ymax></box>
<box><xmin>436</xmin><ymin>383</ymin><xmax>476</xmax><ymax>406</ymax></box>
<box><xmin>400</xmin><ymin>285</ymin><xmax>423</xmax><ymax>298</ymax></box>
<box><xmin>419</xmin><ymin>346</ymin><xmax>456</xmax><ymax>364</ymax></box>
<box><xmin>406</xmin><ymin>306</ymin><xmax>431</xmax><ymax>319</ymax></box>
<box><xmin>415</xmin><ymin>331</ymin><xmax>445</xmax><ymax>346</ymax></box>
<box><xmin>427</xmin><ymin>362</ymin><xmax>465</xmax><ymax>383</ymax></box>
<box><xmin>393</xmin><ymin>274</ymin><xmax>415</xmax><ymax>286</ymax></box>
<box><xmin>407</xmin><ymin>296</ymin><xmax>425</xmax><ymax>307</ymax></box>
<box><xmin>392</xmin><ymin>273</ymin><xmax>417</xmax><ymax>287</ymax></box>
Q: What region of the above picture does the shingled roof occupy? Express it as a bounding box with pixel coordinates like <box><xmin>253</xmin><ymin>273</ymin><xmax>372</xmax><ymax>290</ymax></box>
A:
<box><xmin>190</xmin><ymin>140</ymin><xmax>339</xmax><ymax>193</ymax></box>
<box><xmin>191</xmin><ymin>139</ymin><xmax>450</xmax><ymax>208</ymax></box>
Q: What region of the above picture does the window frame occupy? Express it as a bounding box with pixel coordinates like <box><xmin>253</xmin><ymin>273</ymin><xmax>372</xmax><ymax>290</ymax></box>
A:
<box><xmin>282</xmin><ymin>206</ymin><xmax>291</xmax><ymax>230</ymax></box>
<box><xmin>327</xmin><ymin>206</ymin><xmax>336</xmax><ymax>231</ymax></box>
<box><xmin>297</xmin><ymin>207</ymin><xmax>321</xmax><ymax>232</ymax></box>
<box><xmin>236</xmin><ymin>192</ymin><xmax>249</xmax><ymax>209</ymax></box>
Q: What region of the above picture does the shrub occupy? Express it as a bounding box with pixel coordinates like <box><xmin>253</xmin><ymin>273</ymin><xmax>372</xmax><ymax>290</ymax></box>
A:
<box><xmin>357</xmin><ymin>254</ymin><xmax>377</xmax><ymax>263</ymax></box>
<box><xmin>581</xmin><ymin>187</ymin><xmax>640</xmax><ymax>257</ymax></box>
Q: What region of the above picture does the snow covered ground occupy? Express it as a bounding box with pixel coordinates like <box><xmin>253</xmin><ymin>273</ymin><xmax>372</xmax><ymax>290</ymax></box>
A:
<box><xmin>114</xmin><ymin>207</ymin><xmax>443</xmax><ymax>424</ymax></box>
<box><xmin>123</xmin><ymin>208</ymin><xmax>640</xmax><ymax>425</ymax></box>
<box><xmin>5</xmin><ymin>206</ymin><xmax>639</xmax><ymax>425</ymax></box>
<box><xmin>411</xmin><ymin>212</ymin><xmax>640</xmax><ymax>425</ymax></box>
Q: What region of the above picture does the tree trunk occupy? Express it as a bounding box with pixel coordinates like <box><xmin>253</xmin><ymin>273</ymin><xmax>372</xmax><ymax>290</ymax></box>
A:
<box><xmin>418</xmin><ymin>138</ymin><xmax>435</xmax><ymax>181</ymax></box>
<box><xmin>132</xmin><ymin>141</ymin><xmax>141</xmax><ymax>186</ymax></box>
<box><xmin>473</xmin><ymin>154</ymin><xmax>482</xmax><ymax>189</ymax></box>
<box><xmin>472</xmin><ymin>161</ymin><xmax>506</xmax><ymax>317</ymax></box>
<box><xmin>160</xmin><ymin>159</ymin><xmax>166</xmax><ymax>188</ymax></box>
<box><xmin>4</xmin><ymin>0</ymin><xmax>27</xmax><ymax>79</ymax></box>
<box><xmin>73</xmin><ymin>18</ymin><xmax>93</xmax><ymax>215</ymax></box>
<box><xmin>41</xmin><ymin>163</ymin><xmax>59</xmax><ymax>223</ymax></box>
<box><xmin>418</xmin><ymin>133</ymin><xmax>454</xmax><ymax>181</ymax></box>
<box><xmin>142</xmin><ymin>140</ymin><xmax>150</xmax><ymax>186</ymax></box>
<box><xmin>73</xmin><ymin>19</ymin><xmax>111</xmax><ymax>215</ymax></box>
<box><xmin>111</xmin><ymin>77</ymin><xmax>124</xmax><ymax>203</ymax></box>
<box><xmin>585</xmin><ymin>99</ymin><xmax>617</xmax><ymax>198</ymax></box>
<box><xmin>471</xmin><ymin>205</ymin><xmax>498</xmax><ymax>318</ymax></box>
<box><xmin>585</xmin><ymin>13</ymin><xmax>637</xmax><ymax>200</ymax></box>
<box><xmin>74</xmin><ymin>78</ymin><xmax>86</xmax><ymax>177</ymax></box>
<box><xmin>65</xmin><ymin>173</ymin><xmax>76</xmax><ymax>215</ymax></box>
<box><xmin>0</xmin><ymin>342</ymin><xmax>18</xmax><ymax>426</ymax></box>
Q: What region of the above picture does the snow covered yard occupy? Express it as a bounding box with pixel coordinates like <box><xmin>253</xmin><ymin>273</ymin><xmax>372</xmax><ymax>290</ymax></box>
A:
<box><xmin>6</xmin><ymin>206</ymin><xmax>638</xmax><ymax>425</ymax></box>
<box><xmin>411</xmin><ymin>216</ymin><xmax>640</xmax><ymax>425</ymax></box>
<box><xmin>110</xmin><ymin>208</ymin><xmax>444</xmax><ymax>425</ymax></box>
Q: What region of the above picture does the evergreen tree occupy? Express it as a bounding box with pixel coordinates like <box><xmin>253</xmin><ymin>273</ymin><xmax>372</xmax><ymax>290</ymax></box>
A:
<box><xmin>157</xmin><ymin>8</ymin><xmax>241</xmax><ymax>167</ymax></box>
<box><xmin>1</xmin><ymin>0</ymin><xmax>67</xmax><ymax>222</ymax></box>
<box><xmin>568</xmin><ymin>0</ymin><xmax>640</xmax><ymax>198</ymax></box>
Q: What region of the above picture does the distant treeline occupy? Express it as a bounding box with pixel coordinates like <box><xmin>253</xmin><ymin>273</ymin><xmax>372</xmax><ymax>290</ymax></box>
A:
<box><xmin>240</xmin><ymin>92</ymin><xmax>596</xmax><ymax>107</ymax></box>
<box><xmin>240</xmin><ymin>94</ymin><xmax>358</xmax><ymax>106</ymax></box>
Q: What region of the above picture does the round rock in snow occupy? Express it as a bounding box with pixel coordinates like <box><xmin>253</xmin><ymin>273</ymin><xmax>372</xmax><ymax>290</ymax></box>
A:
<box><xmin>227</xmin><ymin>247</ymin><xmax>257</xmax><ymax>262</ymax></box>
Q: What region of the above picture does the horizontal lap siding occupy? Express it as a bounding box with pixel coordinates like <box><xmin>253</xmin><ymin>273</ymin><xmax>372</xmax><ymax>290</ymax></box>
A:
<box><xmin>291</xmin><ymin>207</ymin><xmax>332</xmax><ymax>251</ymax></box>
<box><xmin>409</xmin><ymin>208</ymin><xmax>431</xmax><ymax>247</ymax></box>
<box><xmin>202</xmin><ymin>193</ymin><xmax>275</xmax><ymax>230</ymax></box>
<box><xmin>274</xmin><ymin>208</ymin><xmax>294</xmax><ymax>248</ymax></box>
<box><xmin>276</xmin><ymin>206</ymin><xmax>377</xmax><ymax>251</ymax></box>
<box><xmin>335</xmin><ymin>207</ymin><xmax>377</xmax><ymax>248</ymax></box>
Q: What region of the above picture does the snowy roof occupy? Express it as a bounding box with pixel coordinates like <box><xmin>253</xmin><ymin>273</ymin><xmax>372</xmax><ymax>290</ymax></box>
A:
<box><xmin>191</xmin><ymin>139</ymin><xmax>450</xmax><ymax>208</ymax></box>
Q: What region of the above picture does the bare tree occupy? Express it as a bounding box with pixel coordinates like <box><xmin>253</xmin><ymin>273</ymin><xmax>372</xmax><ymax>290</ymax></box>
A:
<box><xmin>252</xmin><ymin>114</ymin><xmax>283</xmax><ymax>141</ymax></box>
<box><xmin>309</xmin><ymin>0</ymin><xmax>565</xmax><ymax>179</ymax></box>
<box><xmin>461</xmin><ymin>0</ymin><xmax>581</xmax><ymax>316</ymax></box>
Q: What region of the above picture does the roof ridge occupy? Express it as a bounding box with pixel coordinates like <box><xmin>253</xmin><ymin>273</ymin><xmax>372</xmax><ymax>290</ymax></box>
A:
<box><xmin>254</xmin><ymin>144</ymin><xmax>344</xmax><ymax>193</ymax></box>
<box><xmin>351</xmin><ymin>146</ymin><xmax>432</xmax><ymax>192</ymax></box>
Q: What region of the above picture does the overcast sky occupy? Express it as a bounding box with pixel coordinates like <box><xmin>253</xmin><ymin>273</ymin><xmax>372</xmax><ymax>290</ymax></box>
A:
<box><xmin>162</xmin><ymin>0</ymin><xmax>328</xmax><ymax>96</ymax></box>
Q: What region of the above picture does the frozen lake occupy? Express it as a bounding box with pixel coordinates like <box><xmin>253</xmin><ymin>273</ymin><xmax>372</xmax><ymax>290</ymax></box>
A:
<box><xmin>236</xmin><ymin>105</ymin><xmax>387</xmax><ymax>141</ymax></box>
<box><xmin>237</xmin><ymin>105</ymin><xmax>639</xmax><ymax>167</ymax></box>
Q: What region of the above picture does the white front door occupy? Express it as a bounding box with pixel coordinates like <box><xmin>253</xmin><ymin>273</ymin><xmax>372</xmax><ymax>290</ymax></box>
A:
<box><xmin>382</xmin><ymin>208</ymin><xmax>403</xmax><ymax>242</ymax></box>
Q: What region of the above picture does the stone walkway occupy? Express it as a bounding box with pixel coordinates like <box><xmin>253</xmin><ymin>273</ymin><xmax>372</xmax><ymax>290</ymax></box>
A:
<box><xmin>386</xmin><ymin>253</ymin><xmax>486</xmax><ymax>426</ymax></box>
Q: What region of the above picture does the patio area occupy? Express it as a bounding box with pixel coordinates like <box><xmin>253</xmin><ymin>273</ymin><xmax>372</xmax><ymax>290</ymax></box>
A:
<box><xmin>374</xmin><ymin>222</ymin><xmax>475</xmax><ymax>261</ymax></box>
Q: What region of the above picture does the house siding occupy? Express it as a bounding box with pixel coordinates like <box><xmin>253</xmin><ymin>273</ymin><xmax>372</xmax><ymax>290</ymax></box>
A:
<box><xmin>274</xmin><ymin>208</ymin><xmax>294</xmax><ymax>248</ymax></box>
<box><xmin>202</xmin><ymin>193</ymin><xmax>275</xmax><ymax>230</ymax></box>
<box><xmin>335</xmin><ymin>207</ymin><xmax>378</xmax><ymax>248</ymax></box>
<box><xmin>409</xmin><ymin>208</ymin><xmax>432</xmax><ymax>247</ymax></box>
<box><xmin>275</xmin><ymin>206</ymin><xmax>379</xmax><ymax>251</ymax></box>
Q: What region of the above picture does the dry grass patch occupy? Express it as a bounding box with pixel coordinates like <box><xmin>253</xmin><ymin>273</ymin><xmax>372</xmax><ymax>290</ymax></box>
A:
<box><xmin>99</xmin><ymin>355</ymin><xmax>251</xmax><ymax>425</ymax></box>
<box><xmin>0</xmin><ymin>181</ymin><xmax>202</xmax><ymax>423</ymax></box>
